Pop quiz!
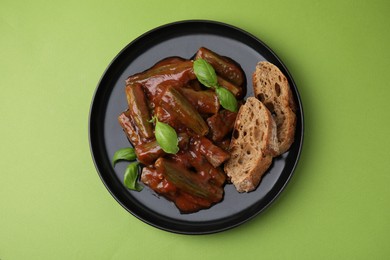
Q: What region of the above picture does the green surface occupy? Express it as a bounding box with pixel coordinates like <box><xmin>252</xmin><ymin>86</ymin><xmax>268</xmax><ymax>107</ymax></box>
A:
<box><xmin>1</xmin><ymin>0</ymin><xmax>389</xmax><ymax>259</ymax></box>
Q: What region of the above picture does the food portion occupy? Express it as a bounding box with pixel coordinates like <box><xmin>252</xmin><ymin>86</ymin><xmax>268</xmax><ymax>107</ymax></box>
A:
<box><xmin>114</xmin><ymin>47</ymin><xmax>297</xmax><ymax>212</ymax></box>
<box><xmin>117</xmin><ymin>47</ymin><xmax>244</xmax><ymax>213</ymax></box>
<box><xmin>252</xmin><ymin>61</ymin><xmax>297</xmax><ymax>155</ymax></box>
<box><xmin>224</xmin><ymin>97</ymin><xmax>278</xmax><ymax>192</ymax></box>
<box><xmin>223</xmin><ymin>62</ymin><xmax>297</xmax><ymax>192</ymax></box>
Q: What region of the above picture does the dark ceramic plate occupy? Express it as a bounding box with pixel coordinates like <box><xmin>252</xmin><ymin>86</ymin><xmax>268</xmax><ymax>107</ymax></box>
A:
<box><xmin>89</xmin><ymin>20</ymin><xmax>303</xmax><ymax>234</ymax></box>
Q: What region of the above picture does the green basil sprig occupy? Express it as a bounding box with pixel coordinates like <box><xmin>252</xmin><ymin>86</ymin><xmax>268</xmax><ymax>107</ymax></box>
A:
<box><xmin>193</xmin><ymin>59</ymin><xmax>218</xmax><ymax>88</ymax></box>
<box><xmin>112</xmin><ymin>147</ymin><xmax>143</xmax><ymax>191</ymax></box>
<box><xmin>215</xmin><ymin>87</ymin><xmax>238</xmax><ymax>113</ymax></box>
<box><xmin>193</xmin><ymin>59</ymin><xmax>238</xmax><ymax>112</ymax></box>
<box><xmin>151</xmin><ymin>116</ymin><xmax>179</xmax><ymax>154</ymax></box>
<box><xmin>112</xmin><ymin>147</ymin><xmax>137</xmax><ymax>166</ymax></box>
<box><xmin>124</xmin><ymin>162</ymin><xmax>143</xmax><ymax>191</ymax></box>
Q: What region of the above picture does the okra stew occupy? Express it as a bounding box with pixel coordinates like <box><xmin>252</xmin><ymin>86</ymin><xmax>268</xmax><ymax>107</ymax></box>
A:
<box><xmin>116</xmin><ymin>47</ymin><xmax>246</xmax><ymax>213</ymax></box>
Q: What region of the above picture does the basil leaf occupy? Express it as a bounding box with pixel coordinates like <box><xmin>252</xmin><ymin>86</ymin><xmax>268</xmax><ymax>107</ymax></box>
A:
<box><xmin>112</xmin><ymin>147</ymin><xmax>136</xmax><ymax>166</ymax></box>
<box><xmin>215</xmin><ymin>87</ymin><xmax>238</xmax><ymax>112</ymax></box>
<box><xmin>155</xmin><ymin>120</ymin><xmax>179</xmax><ymax>154</ymax></box>
<box><xmin>193</xmin><ymin>59</ymin><xmax>218</xmax><ymax>88</ymax></box>
<box><xmin>124</xmin><ymin>162</ymin><xmax>143</xmax><ymax>191</ymax></box>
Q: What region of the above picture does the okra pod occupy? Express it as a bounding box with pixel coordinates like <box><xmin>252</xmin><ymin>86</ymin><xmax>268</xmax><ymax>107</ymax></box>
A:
<box><xmin>195</xmin><ymin>47</ymin><xmax>245</xmax><ymax>87</ymax></box>
<box><xmin>148</xmin><ymin>80</ymin><xmax>183</xmax><ymax>109</ymax></box>
<box><xmin>125</xmin><ymin>83</ymin><xmax>154</xmax><ymax>139</ymax></box>
<box><xmin>155</xmin><ymin>158</ymin><xmax>223</xmax><ymax>201</ymax></box>
<box><xmin>188</xmin><ymin>148</ymin><xmax>226</xmax><ymax>187</ymax></box>
<box><xmin>126</xmin><ymin>60</ymin><xmax>196</xmax><ymax>93</ymax></box>
<box><xmin>178</xmin><ymin>88</ymin><xmax>220</xmax><ymax>114</ymax></box>
<box><xmin>198</xmin><ymin>137</ymin><xmax>230</xmax><ymax>168</ymax></box>
<box><xmin>154</xmin><ymin>106</ymin><xmax>183</xmax><ymax>131</ymax></box>
<box><xmin>217</xmin><ymin>75</ymin><xmax>244</xmax><ymax>98</ymax></box>
<box><xmin>141</xmin><ymin>164</ymin><xmax>215</xmax><ymax>213</ymax></box>
<box><xmin>207</xmin><ymin>109</ymin><xmax>237</xmax><ymax>142</ymax></box>
<box><xmin>117</xmin><ymin>111</ymin><xmax>142</xmax><ymax>146</ymax></box>
<box><xmin>159</xmin><ymin>85</ymin><xmax>209</xmax><ymax>136</ymax></box>
<box><xmin>141</xmin><ymin>166</ymin><xmax>177</xmax><ymax>195</ymax></box>
<box><xmin>135</xmin><ymin>133</ymin><xmax>189</xmax><ymax>165</ymax></box>
<box><xmin>174</xmin><ymin>192</ymin><xmax>213</xmax><ymax>213</ymax></box>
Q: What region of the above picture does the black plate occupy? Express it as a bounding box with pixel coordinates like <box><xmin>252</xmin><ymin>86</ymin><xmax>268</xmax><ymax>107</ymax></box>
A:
<box><xmin>89</xmin><ymin>20</ymin><xmax>304</xmax><ymax>234</ymax></box>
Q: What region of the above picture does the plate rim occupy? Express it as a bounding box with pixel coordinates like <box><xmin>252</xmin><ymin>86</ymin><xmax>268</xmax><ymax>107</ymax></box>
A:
<box><xmin>89</xmin><ymin>19</ymin><xmax>304</xmax><ymax>235</ymax></box>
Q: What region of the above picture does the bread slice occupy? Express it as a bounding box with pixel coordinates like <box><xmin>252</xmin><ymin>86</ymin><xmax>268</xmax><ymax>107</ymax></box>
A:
<box><xmin>253</xmin><ymin>61</ymin><xmax>297</xmax><ymax>155</ymax></box>
<box><xmin>224</xmin><ymin>97</ymin><xmax>279</xmax><ymax>192</ymax></box>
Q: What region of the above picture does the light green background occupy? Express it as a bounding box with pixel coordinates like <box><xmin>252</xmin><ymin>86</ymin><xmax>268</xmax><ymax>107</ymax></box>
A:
<box><xmin>1</xmin><ymin>0</ymin><xmax>389</xmax><ymax>259</ymax></box>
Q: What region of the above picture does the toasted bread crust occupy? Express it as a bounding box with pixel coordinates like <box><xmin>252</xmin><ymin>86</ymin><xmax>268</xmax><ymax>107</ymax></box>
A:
<box><xmin>253</xmin><ymin>61</ymin><xmax>297</xmax><ymax>155</ymax></box>
<box><xmin>224</xmin><ymin>97</ymin><xmax>278</xmax><ymax>192</ymax></box>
